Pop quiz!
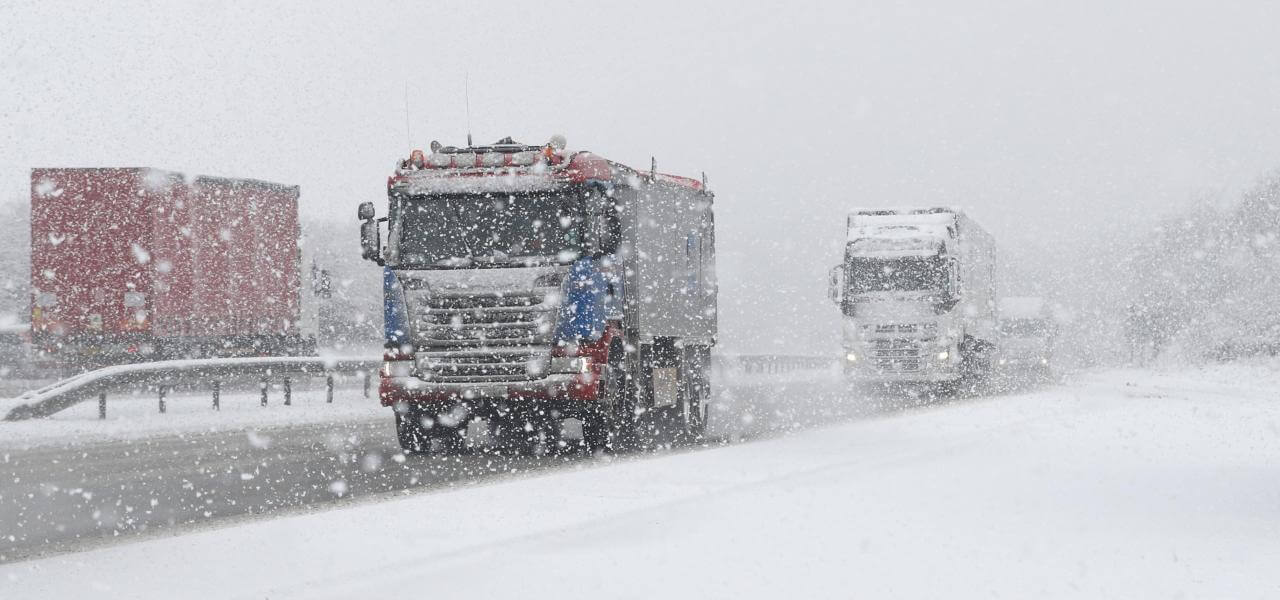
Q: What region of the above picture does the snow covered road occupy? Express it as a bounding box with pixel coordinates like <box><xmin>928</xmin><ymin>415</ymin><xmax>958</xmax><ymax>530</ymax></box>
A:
<box><xmin>0</xmin><ymin>371</ymin><xmax>835</xmax><ymax>562</ymax></box>
<box><xmin>3</xmin><ymin>366</ymin><xmax>1279</xmax><ymax>598</ymax></box>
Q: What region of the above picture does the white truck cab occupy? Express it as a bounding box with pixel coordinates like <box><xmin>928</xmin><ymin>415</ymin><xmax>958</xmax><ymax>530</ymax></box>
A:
<box><xmin>829</xmin><ymin>208</ymin><xmax>998</xmax><ymax>388</ymax></box>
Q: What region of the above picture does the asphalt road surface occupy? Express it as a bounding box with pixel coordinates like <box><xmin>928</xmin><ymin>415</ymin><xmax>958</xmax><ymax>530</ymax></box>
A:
<box><xmin>0</xmin><ymin>375</ymin><xmax>920</xmax><ymax>564</ymax></box>
<box><xmin>0</xmin><ymin>417</ymin><xmax>585</xmax><ymax>563</ymax></box>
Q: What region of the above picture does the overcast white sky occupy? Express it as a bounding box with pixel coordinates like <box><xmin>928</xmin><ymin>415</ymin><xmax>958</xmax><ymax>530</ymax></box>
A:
<box><xmin>3</xmin><ymin>1</ymin><xmax>1279</xmax><ymax>350</ymax></box>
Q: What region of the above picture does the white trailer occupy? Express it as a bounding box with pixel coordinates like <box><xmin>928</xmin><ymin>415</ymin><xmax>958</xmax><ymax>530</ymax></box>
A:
<box><xmin>828</xmin><ymin>208</ymin><xmax>998</xmax><ymax>387</ymax></box>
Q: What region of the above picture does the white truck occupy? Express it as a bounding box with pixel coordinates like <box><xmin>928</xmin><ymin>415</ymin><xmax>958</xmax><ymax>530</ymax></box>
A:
<box><xmin>828</xmin><ymin>208</ymin><xmax>998</xmax><ymax>390</ymax></box>
<box><xmin>996</xmin><ymin>296</ymin><xmax>1055</xmax><ymax>378</ymax></box>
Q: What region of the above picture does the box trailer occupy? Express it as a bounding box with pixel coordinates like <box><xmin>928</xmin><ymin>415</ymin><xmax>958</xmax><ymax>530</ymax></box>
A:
<box><xmin>30</xmin><ymin>168</ymin><xmax>314</xmax><ymax>366</ymax></box>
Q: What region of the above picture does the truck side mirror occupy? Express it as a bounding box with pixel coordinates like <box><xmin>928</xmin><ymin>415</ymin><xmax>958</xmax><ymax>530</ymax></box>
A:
<box><xmin>827</xmin><ymin>265</ymin><xmax>843</xmax><ymax>305</ymax></box>
<box><xmin>358</xmin><ymin>202</ymin><xmax>382</xmax><ymax>264</ymax></box>
<box><xmin>586</xmin><ymin>213</ymin><xmax>619</xmax><ymax>257</ymax></box>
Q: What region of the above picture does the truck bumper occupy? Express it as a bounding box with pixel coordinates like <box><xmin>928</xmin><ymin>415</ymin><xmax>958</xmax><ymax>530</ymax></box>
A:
<box><xmin>378</xmin><ymin>372</ymin><xmax>601</xmax><ymax>415</ymax></box>
<box><xmin>841</xmin><ymin>354</ymin><xmax>961</xmax><ymax>384</ymax></box>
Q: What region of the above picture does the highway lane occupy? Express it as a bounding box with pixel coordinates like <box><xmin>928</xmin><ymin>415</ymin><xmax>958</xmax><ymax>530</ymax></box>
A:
<box><xmin>0</xmin><ymin>376</ymin><xmax>860</xmax><ymax>564</ymax></box>
<box><xmin>0</xmin><ymin>417</ymin><xmax>586</xmax><ymax>563</ymax></box>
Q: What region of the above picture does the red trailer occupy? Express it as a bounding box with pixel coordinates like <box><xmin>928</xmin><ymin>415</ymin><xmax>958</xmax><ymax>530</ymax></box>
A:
<box><xmin>30</xmin><ymin>168</ymin><xmax>314</xmax><ymax>366</ymax></box>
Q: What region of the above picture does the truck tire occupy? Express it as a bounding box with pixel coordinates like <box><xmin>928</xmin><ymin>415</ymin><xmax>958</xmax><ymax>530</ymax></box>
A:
<box><xmin>602</xmin><ymin>339</ymin><xmax>638</xmax><ymax>452</ymax></box>
<box><xmin>677</xmin><ymin>345</ymin><xmax>709</xmax><ymax>443</ymax></box>
<box><xmin>582</xmin><ymin>413</ymin><xmax>610</xmax><ymax>454</ymax></box>
<box><xmin>395</xmin><ymin>411</ymin><xmax>429</xmax><ymax>454</ymax></box>
<box><xmin>434</xmin><ymin>425</ymin><xmax>467</xmax><ymax>456</ymax></box>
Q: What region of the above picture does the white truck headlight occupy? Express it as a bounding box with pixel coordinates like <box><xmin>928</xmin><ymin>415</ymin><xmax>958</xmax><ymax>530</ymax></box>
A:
<box><xmin>845</xmin><ymin>352</ymin><xmax>858</xmax><ymax>362</ymax></box>
<box><xmin>936</xmin><ymin>351</ymin><xmax>950</xmax><ymax>361</ymax></box>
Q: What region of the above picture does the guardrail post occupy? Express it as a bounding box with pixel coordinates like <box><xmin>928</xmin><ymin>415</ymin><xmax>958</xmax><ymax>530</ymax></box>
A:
<box><xmin>99</xmin><ymin>392</ymin><xmax>106</xmax><ymax>420</ymax></box>
<box><xmin>260</xmin><ymin>377</ymin><xmax>269</xmax><ymax>407</ymax></box>
<box><xmin>212</xmin><ymin>381</ymin><xmax>220</xmax><ymax>411</ymax></box>
<box><xmin>326</xmin><ymin>374</ymin><xmax>334</xmax><ymax>403</ymax></box>
<box><xmin>283</xmin><ymin>377</ymin><xmax>292</xmax><ymax>406</ymax></box>
<box><xmin>362</xmin><ymin>371</ymin><xmax>371</xmax><ymax>398</ymax></box>
<box><xmin>158</xmin><ymin>385</ymin><xmax>167</xmax><ymax>414</ymax></box>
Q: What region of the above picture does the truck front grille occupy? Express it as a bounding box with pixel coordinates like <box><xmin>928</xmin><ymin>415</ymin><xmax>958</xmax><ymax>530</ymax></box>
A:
<box><xmin>413</xmin><ymin>292</ymin><xmax>555</xmax><ymax>349</ymax></box>
<box><xmin>411</xmin><ymin>292</ymin><xmax>557</xmax><ymax>382</ymax></box>
<box><xmin>871</xmin><ymin>338</ymin><xmax>921</xmax><ymax>372</ymax></box>
<box><xmin>874</xmin><ymin>323</ymin><xmax>918</xmax><ymax>334</ymax></box>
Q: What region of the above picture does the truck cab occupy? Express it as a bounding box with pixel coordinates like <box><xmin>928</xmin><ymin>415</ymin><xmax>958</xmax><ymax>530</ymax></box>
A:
<box><xmin>829</xmin><ymin>208</ymin><xmax>997</xmax><ymax>389</ymax></box>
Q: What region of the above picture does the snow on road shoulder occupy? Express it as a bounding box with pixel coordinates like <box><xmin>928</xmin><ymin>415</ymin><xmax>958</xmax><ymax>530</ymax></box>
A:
<box><xmin>0</xmin><ymin>361</ymin><xmax>831</xmax><ymax>451</ymax></box>
<box><xmin>4</xmin><ymin>365</ymin><xmax>1280</xmax><ymax>599</ymax></box>
<box><xmin>0</xmin><ymin>382</ymin><xmax>384</xmax><ymax>450</ymax></box>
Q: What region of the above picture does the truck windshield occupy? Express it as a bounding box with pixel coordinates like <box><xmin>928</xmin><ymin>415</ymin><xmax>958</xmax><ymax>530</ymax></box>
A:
<box><xmin>847</xmin><ymin>256</ymin><xmax>948</xmax><ymax>293</ymax></box>
<box><xmin>393</xmin><ymin>191</ymin><xmax>586</xmax><ymax>268</ymax></box>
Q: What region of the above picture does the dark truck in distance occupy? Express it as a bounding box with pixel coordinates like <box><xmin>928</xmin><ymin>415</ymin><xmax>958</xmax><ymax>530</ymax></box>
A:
<box><xmin>360</xmin><ymin>136</ymin><xmax>717</xmax><ymax>454</ymax></box>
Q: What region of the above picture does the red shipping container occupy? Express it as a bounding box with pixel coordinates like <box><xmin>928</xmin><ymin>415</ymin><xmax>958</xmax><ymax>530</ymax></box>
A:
<box><xmin>30</xmin><ymin>168</ymin><xmax>311</xmax><ymax>365</ymax></box>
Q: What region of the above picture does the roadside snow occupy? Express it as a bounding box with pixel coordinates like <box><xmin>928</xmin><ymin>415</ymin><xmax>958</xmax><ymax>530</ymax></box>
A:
<box><xmin>3</xmin><ymin>365</ymin><xmax>1277</xmax><ymax>598</ymax></box>
<box><xmin>0</xmin><ymin>361</ymin><xmax>825</xmax><ymax>450</ymax></box>
<box><xmin>0</xmin><ymin>381</ymin><xmax>384</xmax><ymax>450</ymax></box>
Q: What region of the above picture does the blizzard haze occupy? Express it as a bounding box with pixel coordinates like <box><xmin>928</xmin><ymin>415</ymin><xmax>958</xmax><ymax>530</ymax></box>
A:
<box><xmin>3</xmin><ymin>1</ymin><xmax>1280</xmax><ymax>352</ymax></box>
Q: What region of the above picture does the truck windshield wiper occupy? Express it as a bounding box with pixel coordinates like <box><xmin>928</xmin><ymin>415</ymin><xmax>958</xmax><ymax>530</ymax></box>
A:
<box><xmin>472</xmin><ymin>250</ymin><xmax>511</xmax><ymax>265</ymax></box>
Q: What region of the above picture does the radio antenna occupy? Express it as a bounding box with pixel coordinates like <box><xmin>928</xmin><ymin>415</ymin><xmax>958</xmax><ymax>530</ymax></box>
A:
<box><xmin>464</xmin><ymin>71</ymin><xmax>473</xmax><ymax>147</ymax></box>
<box><xmin>403</xmin><ymin>81</ymin><xmax>412</xmax><ymax>149</ymax></box>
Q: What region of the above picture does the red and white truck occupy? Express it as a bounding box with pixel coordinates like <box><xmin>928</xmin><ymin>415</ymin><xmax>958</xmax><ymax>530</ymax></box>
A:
<box><xmin>30</xmin><ymin>168</ymin><xmax>315</xmax><ymax>367</ymax></box>
<box><xmin>359</xmin><ymin>136</ymin><xmax>718</xmax><ymax>454</ymax></box>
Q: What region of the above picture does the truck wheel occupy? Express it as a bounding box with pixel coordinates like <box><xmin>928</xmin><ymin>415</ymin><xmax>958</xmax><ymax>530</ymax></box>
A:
<box><xmin>602</xmin><ymin>340</ymin><xmax>637</xmax><ymax>452</ymax></box>
<box><xmin>582</xmin><ymin>413</ymin><xmax>610</xmax><ymax>454</ymax></box>
<box><xmin>395</xmin><ymin>411</ymin><xmax>429</xmax><ymax>454</ymax></box>
<box><xmin>675</xmin><ymin>346</ymin><xmax>710</xmax><ymax>444</ymax></box>
<box><xmin>434</xmin><ymin>425</ymin><xmax>467</xmax><ymax>456</ymax></box>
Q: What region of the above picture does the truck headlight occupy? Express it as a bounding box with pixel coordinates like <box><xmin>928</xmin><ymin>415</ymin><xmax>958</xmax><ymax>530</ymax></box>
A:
<box><xmin>845</xmin><ymin>352</ymin><xmax>858</xmax><ymax>362</ymax></box>
<box><xmin>550</xmin><ymin>356</ymin><xmax>590</xmax><ymax>374</ymax></box>
<box><xmin>381</xmin><ymin>360</ymin><xmax>415</xmax><ymax>378</ymax></box>
<box><xmin>936</xmin><ymin>351</ymin><xmax>950</xmax><ymax>361</ymax></box>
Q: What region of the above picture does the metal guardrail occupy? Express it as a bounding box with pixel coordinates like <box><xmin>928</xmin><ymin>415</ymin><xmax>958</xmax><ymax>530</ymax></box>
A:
<box><xmin>726</xmin><ymin>355</ymin><xmax>838</xmax><ymax>375</ymax></box>
<box><xmin>3</xmin><ymin>353</ymin><xmax>837</xmax><ymax>422</ymax></box>
<box><xmin>3</xmin><ymin>356</ymin><xmax>382</xmax><ymax>421</ymax></box>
